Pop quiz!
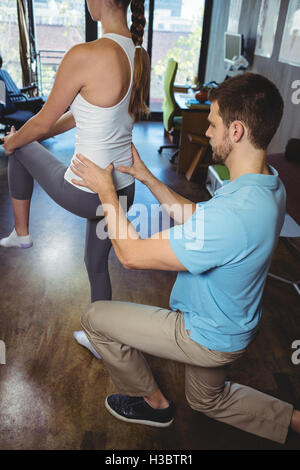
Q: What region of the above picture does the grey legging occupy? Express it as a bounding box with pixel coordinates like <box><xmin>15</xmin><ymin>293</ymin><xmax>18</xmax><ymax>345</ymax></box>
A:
<box><xmin>8</xmin><ymin>141</ymin><xmax>135</xmax><ymax>302</ymax></box>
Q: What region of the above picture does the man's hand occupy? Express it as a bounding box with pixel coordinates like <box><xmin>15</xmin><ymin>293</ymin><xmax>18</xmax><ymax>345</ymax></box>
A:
<box><xmin>1</xmin><ymin>126</ymin><xmax>16</xmax><ymax>156</ymax></box>
<box><xmin>71</xmin><ymin>153</ymin><xmax>115</xmax><ymax>195</ymax></box>
<box><xmin>117</xmin><ymin>143</ymin><xmax>153</xmax><ymax>184</ymax></box>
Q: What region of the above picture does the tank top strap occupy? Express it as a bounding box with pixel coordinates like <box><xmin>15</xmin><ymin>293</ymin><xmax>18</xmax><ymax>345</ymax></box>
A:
<box><xmin>100</xmin><ymin>33</ymin><xmax>135</xmax><ymax>90</ymax></box>
<box><xmin>100</xmin><ymin>34</ymin><xmax>135</xmax><ymax>61</ymax></box>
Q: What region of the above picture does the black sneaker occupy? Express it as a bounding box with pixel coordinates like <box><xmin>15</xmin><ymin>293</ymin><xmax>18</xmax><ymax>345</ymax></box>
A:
<box><xmin>105</xmin><ymin>394</ymin><xmax>175</xmax><ymax>428</ymax></box>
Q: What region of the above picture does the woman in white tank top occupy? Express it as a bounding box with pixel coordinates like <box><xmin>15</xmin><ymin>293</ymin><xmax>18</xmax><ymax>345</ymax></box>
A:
<box><xmin>1</xmin><ymin>0</ymin><xmax>150</xmax><ymax>357</ymax></box>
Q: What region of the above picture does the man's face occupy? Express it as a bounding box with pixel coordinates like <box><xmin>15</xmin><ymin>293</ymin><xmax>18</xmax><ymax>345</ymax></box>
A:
<box><xmin>205</xmin><ymin>101</ymin><xmax>233</xmax><ymax>164</ymax></box>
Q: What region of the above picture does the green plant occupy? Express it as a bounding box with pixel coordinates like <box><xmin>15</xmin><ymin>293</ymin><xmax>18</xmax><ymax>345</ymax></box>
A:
<box><xmin>152</xmin><ymin>25</ymin><xmax>203</xmax><ymax>98</ymax></box>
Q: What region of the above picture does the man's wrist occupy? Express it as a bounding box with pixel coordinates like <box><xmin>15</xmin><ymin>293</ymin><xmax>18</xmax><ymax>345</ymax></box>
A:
<box><xmin>141</xmin><ymin>170</ymin><xmax>156</xmax><ymax>187</ymax></box>
<box><xmin>97</xmin><ymin>183</ymin><xmax>116</xmax><ymax>201</ymax></box>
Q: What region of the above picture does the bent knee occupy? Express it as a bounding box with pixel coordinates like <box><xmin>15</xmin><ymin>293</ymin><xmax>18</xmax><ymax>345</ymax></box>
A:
<box><xmin>185</xmin><ymin>388</ymin><xmax>224</xmax><ymax>414</ymax></box>
<box><xmin>14</xmin><ymin>141</ymin><xmax>40</xmax><ymax>156</ymax></box>
<box><xmin>81</xmin><ymin>301</ymin><xmax>108</xmax><ymax>333</ymax></box>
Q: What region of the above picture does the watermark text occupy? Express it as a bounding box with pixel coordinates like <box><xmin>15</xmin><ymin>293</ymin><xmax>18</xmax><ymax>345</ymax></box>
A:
<box><xmin>291</xmin><ymin>80</ymin><xmax>300</xmax><ymax>105</ymax></box>
<box><xmin>0</xmin><ymin>340</ymin><xmax>6</xmax><ymax>365</ymax></box>
<box><xmin>95</xmin><ymin>198</ymin><xmax>205</xmax><ymax>250</ymax></box>
<box><xmin>291</xmin><ymin>340</ymin><xmax>300</xmax><ymax>365</ymax></box>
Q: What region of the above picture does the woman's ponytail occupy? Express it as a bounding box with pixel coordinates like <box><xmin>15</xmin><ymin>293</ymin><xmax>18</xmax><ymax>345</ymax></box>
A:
<box><xmin>129</xmin><ymin>0</ymin><xmax>149</xmax><ymax>122</ymax></box>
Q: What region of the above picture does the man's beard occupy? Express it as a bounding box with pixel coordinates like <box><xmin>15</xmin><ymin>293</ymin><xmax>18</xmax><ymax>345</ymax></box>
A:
<box><xmin>211</xmin><ymin>134</ymin><xmax>233</xmax><ymax>164</ymax></box>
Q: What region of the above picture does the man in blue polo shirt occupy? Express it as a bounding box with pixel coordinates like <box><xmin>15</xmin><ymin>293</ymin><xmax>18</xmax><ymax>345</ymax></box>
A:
<box><xmin>169</xmin><ymin>167</ymin><xmax>286</xmax><ymax>353</ymax></box>
<box><xmin>73</xmin><ymin>73</ymin><xmax>300</xmax><ymax>444</ymax></box>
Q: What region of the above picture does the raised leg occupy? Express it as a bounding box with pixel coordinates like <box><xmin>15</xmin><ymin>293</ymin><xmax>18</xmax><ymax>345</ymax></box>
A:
<box><xmin>4</xmin><ymin>141</ymin><xmax>104</xmax><ymax>244</ymax></box>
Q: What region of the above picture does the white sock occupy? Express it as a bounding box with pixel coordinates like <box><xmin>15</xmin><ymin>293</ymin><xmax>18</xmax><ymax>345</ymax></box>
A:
<box><xmin>73</xmin><ymin>330</ymin><xmax>101</xmax><ymax>360</ymax></box>
<box><xmin>0</xmin><ymin>228</ymin><xmax>33</xmax><ymax>248</ymax></box>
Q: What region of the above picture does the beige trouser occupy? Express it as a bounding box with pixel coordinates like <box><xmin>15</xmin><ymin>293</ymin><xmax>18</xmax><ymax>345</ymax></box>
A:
<box><xmin>81</xmin><ymin>301</ymin><xmax>294</xmax><ymax>444</ymax></box>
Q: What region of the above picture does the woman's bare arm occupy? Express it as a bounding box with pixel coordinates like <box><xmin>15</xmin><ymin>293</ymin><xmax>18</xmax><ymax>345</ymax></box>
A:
<box><xmin>39</xmin><ymin>110</ymin><xmax>76</xmax><ymax>141</ymax></box>
<box><xmin>3</xmin><ymin>44</ymin><xmax>86</xmax><ymax>152</ymax></box>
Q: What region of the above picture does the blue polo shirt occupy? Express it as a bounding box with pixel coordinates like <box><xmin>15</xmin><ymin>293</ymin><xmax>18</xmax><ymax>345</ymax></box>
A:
<box><xmin>168</xmin><ymin>167</ymin><xmax>286</xmax><ymax>352</ymax></box>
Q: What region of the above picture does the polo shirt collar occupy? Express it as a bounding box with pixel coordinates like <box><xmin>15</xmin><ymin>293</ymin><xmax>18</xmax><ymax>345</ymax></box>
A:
<box><xmin>214</xmin><ymin>165</ymin><xmax>279</xmax><ymax>197</ymax></box>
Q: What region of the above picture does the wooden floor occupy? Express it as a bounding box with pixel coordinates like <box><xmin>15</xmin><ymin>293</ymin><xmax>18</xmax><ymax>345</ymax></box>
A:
<box><xmin>0</xmin><ymin>122</ymin><xmax>299</xmax><ymax>450</ymax></box>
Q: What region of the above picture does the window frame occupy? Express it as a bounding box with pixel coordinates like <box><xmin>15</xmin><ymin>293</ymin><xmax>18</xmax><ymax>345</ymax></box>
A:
<box><xmin>26</xmin><ymin>0</ymin><xmax>213</xmax><ymax>118</ymax></box>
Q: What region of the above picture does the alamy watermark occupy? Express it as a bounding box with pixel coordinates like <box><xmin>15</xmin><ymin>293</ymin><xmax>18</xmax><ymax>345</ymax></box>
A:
<box><xmin>95</xmin><ymin>198</ymin><xmax>205</xmax><ymax>250</ymax></box>
<box><xmin>291</xmin><ymin>340</ymin><xmax>300</xmax><ymax>365</ymax></box>
<box><xmin>291</xmin><ymin>80</ymin><xmax>300</xmax><ymax>105</ymax></box>
<box><xmin>0</xmin><ymin>340</ymin><xmax>6</xmax><ymax>365</ymax></box>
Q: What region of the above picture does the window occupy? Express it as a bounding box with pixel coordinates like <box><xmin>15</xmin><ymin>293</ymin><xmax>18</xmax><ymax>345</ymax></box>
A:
<box><xmin>34</xmin><ymin>0</ymin><xmax>85</xmax><ymax>96</ymax></box>
<box><xmin>28</xmin><ymin>0</ymin><xmax>207</xmax><ymax>110</ymax></box>
<box><xmin>97</xmin><ymin>0</ymin><xmax>206</xmax><ymax>113</ymax></box>
<box><xmin>0</xmin><ymin>0</ymin><xmax>22</xmax><ymax>87</ymax></box>
<box><xmin>149</xmin><ymin>0</ymin><xmax>205</xmax><ymax>111</ymax></box>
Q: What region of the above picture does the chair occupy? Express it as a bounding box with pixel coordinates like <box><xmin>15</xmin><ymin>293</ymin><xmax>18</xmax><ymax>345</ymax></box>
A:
<box><xmin>0</xmin><ymin>54</ymin><xmax>44</xmax><ymax>116</ymax></box>
<box><xmin>158</xmin><ymin>58</ymin><xmax>182</xmax><ymax>164</ymax></box>
<box><xmin>185</xmin><ymin>133</ymin><xmax>211</xmax><ymax>182</ymax></box>
<box><xmin>0</xmin><ymin>79</ymin><xmax>35</xmax><ymax>133</ymax></box>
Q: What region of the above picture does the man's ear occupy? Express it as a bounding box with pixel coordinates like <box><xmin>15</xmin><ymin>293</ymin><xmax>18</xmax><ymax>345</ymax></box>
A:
<box><xmin>230</xmin><ymin>120</ymin><xmax>245</xmax><ymax>144</ymax></box>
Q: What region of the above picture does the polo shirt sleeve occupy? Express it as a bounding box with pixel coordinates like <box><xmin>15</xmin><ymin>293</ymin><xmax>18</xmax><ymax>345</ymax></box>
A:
<box><xmin>169</xmin><ymin>204</ymin><xmax>247</xmax><ymax>275</ymax></box>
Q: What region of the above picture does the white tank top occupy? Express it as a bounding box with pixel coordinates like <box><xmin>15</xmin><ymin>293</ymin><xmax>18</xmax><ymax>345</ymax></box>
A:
<box><xmin>64</xmin><ymin>33</ymin><xmax>135</xmax><ymax>193</ymax></box>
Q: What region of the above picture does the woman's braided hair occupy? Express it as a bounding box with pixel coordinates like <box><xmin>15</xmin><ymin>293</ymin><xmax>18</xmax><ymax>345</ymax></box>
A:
<box><xmin>115</xmin><ymin>0</ymin><xmax>149</xmax><ymax>121</ymax></box>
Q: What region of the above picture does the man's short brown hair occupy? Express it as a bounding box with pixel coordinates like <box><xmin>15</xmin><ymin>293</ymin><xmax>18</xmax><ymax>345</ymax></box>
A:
<box><xmin>209</xmin><ymin>73</ymin><xmax>284</xmax><ymax>150</ymax></box>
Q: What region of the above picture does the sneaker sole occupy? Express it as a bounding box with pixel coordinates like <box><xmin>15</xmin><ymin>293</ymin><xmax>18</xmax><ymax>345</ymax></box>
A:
<box><xmin>0</xmin><ymin>242</ymin><xmax>33</xmax><ymax>249</ymax></box>
<box><xmin>20</xmin><ymin>243</ymin><xmax>33</xmax><ymax>249</ymax></box>
<box><xmin>105</xmin><ymin>397</ymin><xmax>174</xmax><ymax>428</ymax></box>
